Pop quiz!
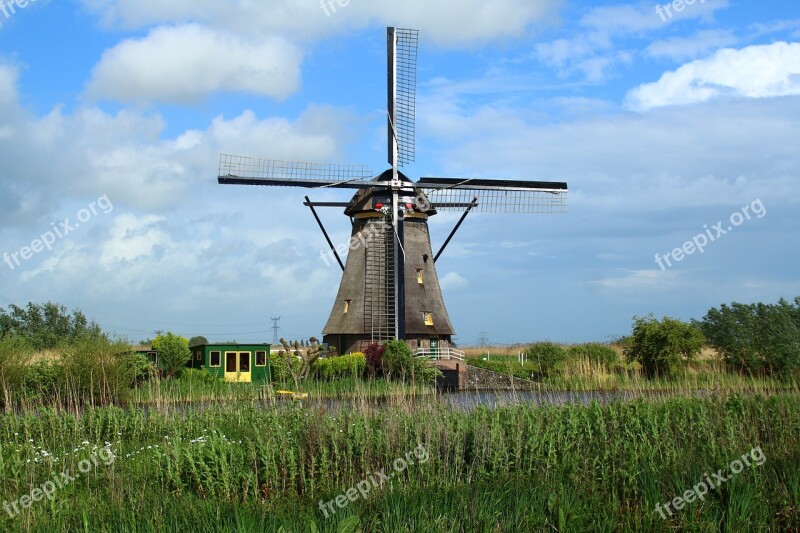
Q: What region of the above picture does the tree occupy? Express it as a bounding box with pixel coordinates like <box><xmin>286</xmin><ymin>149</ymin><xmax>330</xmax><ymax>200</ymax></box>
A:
<box><xmin>274</xmin><ymin>337</ymin><xmax>330</xmax><ymax>388</ymax></box>
<box><xmin>188</xmin><ymin>336</ymin><xmax>209</xmax><ymax>348</ymax></box>
<box><xmin>0</xmin><ymin>302</ymin><xmax>103</xmax><ymax>350</ymax></box>
<box><xmin>624</xmin><ymin>315</ymin><xmax>705</xmax><ymax>378</ymax></box>
<box><xmin>151</xmin><ymin>332</ymin><xmax>190</xmax><ymax>378</ymax></box>
<box><xmin>700</xmin><ymin>297</ymin><xmax>800</xmax><ymax>376</ymax></box>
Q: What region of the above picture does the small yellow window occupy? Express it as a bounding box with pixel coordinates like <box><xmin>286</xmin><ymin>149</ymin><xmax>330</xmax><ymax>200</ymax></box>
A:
<box><xmin>416</xmin><ymin>269</ymin><xmax>424</xmax><ymax>284</ymax></box>
<box><xmin>423</xmin><ymin>312</ymin><xmax>434</xmax><ymax>326</ymax></box>
<box><xmin>344</xmin><ymin>299</ymin><xmax>351</xmax><ymax>315</ymax></box>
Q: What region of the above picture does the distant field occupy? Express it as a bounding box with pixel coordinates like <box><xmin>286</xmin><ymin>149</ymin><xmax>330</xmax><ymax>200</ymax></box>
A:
<box><xmin>463</xmin><ymin>344</ymin><xmax>720</xmax><ymax>361</ymax></box>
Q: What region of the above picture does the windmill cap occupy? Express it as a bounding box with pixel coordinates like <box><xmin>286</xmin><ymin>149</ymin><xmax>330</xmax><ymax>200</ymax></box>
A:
<box><xmin>375</xmin><ymin>168</ymin><xmax>415</xmax><ymax>186</ymax></box>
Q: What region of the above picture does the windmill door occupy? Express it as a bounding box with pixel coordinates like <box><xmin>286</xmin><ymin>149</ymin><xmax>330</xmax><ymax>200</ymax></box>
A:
<box><xmin>430</xmin><ymin>338</ymin><xmax>439</xmax><ymax>358</ymax></box>
<box><xmin>224</xmin><ymin>351</ymin><xmax>252</xmax><ymax>383</ymax></box>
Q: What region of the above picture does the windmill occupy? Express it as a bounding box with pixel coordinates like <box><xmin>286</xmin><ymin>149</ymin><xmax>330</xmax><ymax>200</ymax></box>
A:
<box><xmin>218</xmin><ymin>27</ymin><xmax>568</xmax><ymax>357</ymax></box>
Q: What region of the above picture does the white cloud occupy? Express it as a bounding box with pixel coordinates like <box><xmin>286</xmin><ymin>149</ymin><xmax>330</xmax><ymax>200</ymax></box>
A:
<box><xmin>645</xmin><ymin>29</ymin><xmax>738</xmax><ymax>61</ymax></box>
<box><xmin>440</xmin><ymin>271</ymin><xmax>468</xmax><ymax>290</ymax></box>
<box><xmin>100</xmin><ymin>214</ymin><xmax>171</xmax><ymax>264</ymax></box>
<box><xmin>88</xmin><ymin>24</ymin><xmax>303</xmax><ymax>104</ymax></box>
<box><xmin>420</xmin><ymin>75</ymin><xmax>800</xmax><ymax>216</ymax></box>
<box><xmin>580</xmin><ymin>0</ymin><xmax>727</xmax><ymax>35</ymax></box>
<box><xmin>533</xmin><ymin>1</ymin><xmax>729</xmax><ymax>82</ymax></box>
<box><xmin>627</xmin><ymin>42</ymin><xmax>800</xmax><ymax>111</ymax></box>
<box><xmin>0</xmin><ymin>64</ymin><xmax>18</xmax><ymax>105</ymax></box>
<box><xmin>590</xmin><ymin>269</ymin><xmax>680</xmax><ymax>291</ymax></box>
<box><xmin>77</xmin><ymin>0</ymin><xmax>562</xmax><ymax>47</ymax></box>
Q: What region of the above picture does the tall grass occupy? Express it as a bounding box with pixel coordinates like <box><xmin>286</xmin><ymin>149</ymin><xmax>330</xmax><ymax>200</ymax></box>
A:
<box><xmin>1</xmin><ymin>394</ymin><xmax>798</xmax><ymax>531</ymax></box>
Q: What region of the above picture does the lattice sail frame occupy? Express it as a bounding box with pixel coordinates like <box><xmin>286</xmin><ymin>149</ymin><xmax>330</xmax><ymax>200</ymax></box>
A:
<box><xmin>388</xmin><ymin>28</ymin><xmax>419</xmax><ymax>168</ymax></box>
<box><xmin>218</xmin><ymin>154</ymin><xmax>373</xmax><ymax>188</ymax></box>
<box><xmin>424</xmin><ymin>188</ymin><xmax>568</xmax><ymax>214</ymax></box>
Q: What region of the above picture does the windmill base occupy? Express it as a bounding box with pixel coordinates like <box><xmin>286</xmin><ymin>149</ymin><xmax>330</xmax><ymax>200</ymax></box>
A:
<box><xmin>431</xmin><ymin>360</ymin><xmax>467</xmax><ymax>391</ymax></box>
<box><xmin>323</xmin><ymin>334</ymin><xmax>453</xmax><ymax>358</ymax></box>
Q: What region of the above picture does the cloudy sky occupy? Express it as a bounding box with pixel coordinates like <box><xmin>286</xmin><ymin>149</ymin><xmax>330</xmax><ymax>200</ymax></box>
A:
<box><xmin>1</xmin><ymin>0</ymin><xmax>798</xmax><ymax>345</ymax></box>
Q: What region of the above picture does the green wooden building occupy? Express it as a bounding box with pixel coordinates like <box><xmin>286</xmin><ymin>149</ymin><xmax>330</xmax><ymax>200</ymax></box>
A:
<box><xmin>188</xmin><ymin>344</ymin><xmax>272</xmax><ymax>383</ymax></box>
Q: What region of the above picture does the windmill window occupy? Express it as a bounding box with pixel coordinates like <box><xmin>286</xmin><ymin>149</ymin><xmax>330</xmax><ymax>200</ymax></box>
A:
<box><xmin>344</xmin><ymin>299</ymin><xmax>352</xmax><ymax>315</ymax></box>
<box><xmin>423</xmin><ymin>312</ymin><xmax>434</xmax><ymax>326</ymax></box>
<box><xmin>209</xmin><ymin>351</ymin><xmax>221</xmax><ymax>367</ymax></box>
<box><xmin>416</xmin><ymin>269</ymin><xmax>424</xmax><ymax>284</ymax></box>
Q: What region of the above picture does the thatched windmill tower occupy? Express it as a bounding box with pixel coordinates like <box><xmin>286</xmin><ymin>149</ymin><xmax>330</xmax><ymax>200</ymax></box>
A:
<box><xmin>218</xmin><ymin>28</ymin><xmax>568</xmax><ymax>356</ymax></box>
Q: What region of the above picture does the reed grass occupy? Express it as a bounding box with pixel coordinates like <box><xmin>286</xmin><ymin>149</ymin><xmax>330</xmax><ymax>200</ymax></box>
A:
<box><xmin>1</xmin><ymin>393</ymin><xmax>798</xmax><ymax>531</ymax></box>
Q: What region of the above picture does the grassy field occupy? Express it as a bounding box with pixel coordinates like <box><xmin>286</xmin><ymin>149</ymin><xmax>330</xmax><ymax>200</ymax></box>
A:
<box><xmin>3</xmin><ymin>341</ymin><xmax>798</xmax><ymax>531</ymax></box>
<box><xmin>1</xmin><ymin>393</ymin><xmax>798</xmax><ymax>531</ymax></box>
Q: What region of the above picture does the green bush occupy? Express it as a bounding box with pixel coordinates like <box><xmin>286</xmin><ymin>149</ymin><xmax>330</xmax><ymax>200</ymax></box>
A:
<box><xmin>624</xmin><ymin>315</ymin><xmax>705</xmax><ymax>378</ymax></box>
<box><xmin>24</xmin><ymin>360</ymin><xmax>64</xmax><ymax>402</ymax></box>
<box><xmin>312</xmin><ymin>354</ymin><xmax>366</xmax><ymax>380</ymax></box>
<box><xmin>383</xmin><ymin>340</ymin><xmax>441</xmax><ymax>383</ymax></box>
<box><xmin>700</xmin><ymin>297</ymin><xmax>800</xmax><ymax>376</ymax></box>
<box><xmin>526</xmin><ymin>342</ymin><xmax>569</xmax><ymax>377</ymax></box>
<box><xmin>122</xmin><ymin>352</ymin><xmax>157</xmax><ymax>386</ymax></box>
<box><xmin>151</xmin><ymin>332</ymin><xmax>191</xmax><ymax>378</ymax></box>
<box><xmin>179</xmin><ymin>367</ymin><xmax>221</xmax><ymax>384</ymax></box>
<box><xmin>270</xmin><ymin>354</ymin><xmax>302</xmax><ymax>384</ymax></box>
<box><xmin>568</xmin><ymin>343</ymin><xmax>619</xmax><ymax>369</ymax></box>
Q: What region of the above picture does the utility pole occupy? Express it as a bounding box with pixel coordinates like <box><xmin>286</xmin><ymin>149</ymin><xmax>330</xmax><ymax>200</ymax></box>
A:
<box><xmin>270</xmin><ymin>317</ymin><xmax>281</xmax><ymax>344</ymax></box>
<box><xmin>478</xmin><ymin>331</ymin><xmax>489</xmax><ymax>348</ymax></box>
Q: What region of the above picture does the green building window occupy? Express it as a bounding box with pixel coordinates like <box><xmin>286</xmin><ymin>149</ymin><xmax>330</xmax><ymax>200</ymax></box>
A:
<box><xmin>210</xmin><ymin>351</ymin><xmax>221</xmax><ymax>367</ymax></box>
<box><xmin>255</xmin><ymin>351</ymin><xmax>267</xmax><ymax>367</ymax></box>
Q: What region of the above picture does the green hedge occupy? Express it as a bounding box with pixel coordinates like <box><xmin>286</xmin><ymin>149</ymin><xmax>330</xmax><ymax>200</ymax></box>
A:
<box><xmin>312</xmin><ymin>353</ymin><xmax>366</xmax><ymax>381</ymax></box>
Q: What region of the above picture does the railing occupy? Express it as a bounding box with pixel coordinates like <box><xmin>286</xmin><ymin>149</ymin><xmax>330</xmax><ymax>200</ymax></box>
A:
<box><xmin>414</xmin><ymin>347</ymin><xmax>465</xmax><ymax>361</ymax></box>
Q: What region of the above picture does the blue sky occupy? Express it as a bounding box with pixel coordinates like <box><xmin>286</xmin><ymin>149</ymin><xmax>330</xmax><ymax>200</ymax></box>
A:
<box><xmin>1</xmin><ymin>0</ymin><xmax>799</xmax><ymax>345</ymax></box>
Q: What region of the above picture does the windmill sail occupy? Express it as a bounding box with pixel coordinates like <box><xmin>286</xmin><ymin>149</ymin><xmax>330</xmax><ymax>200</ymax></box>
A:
<box><xmin>418</xmin><ymin>177</ymin><xmax>568</xmax><ymax>214</ymax></box>
<box><xmin>388</xmin><ymin>28</ymin><xmax>419</xmax><ymax>169</ymax></box>
<box><xmin>218</xmin><ymin>154</ymin><xmax>374</xmax><ymax>189</ymax></box>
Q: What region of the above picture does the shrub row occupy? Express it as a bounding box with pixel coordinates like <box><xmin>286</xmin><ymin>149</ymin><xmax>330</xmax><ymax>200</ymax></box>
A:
<box><xmin>311</xmin><ymin>353</ymin><xmax>366</xmax><ymax>381</ymax></box>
